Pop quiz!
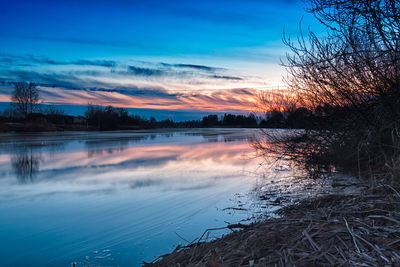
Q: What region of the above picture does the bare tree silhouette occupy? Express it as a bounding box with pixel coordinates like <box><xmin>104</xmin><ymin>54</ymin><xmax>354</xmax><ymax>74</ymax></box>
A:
<box><xmin>11</xmin><ymin>82</ymin><xmax>40</xmax><ymax>119</ymax></box>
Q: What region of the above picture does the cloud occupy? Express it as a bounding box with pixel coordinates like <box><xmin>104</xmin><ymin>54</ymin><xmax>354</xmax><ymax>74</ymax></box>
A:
<box><xmin>210</xmin><ymin>74</ymin><xmax>243</xmax><ymax>80</ymax></box>
<box><xmin>0</xmin><ymin>54</ymin><xmax>264</xmax><ymax>114</ymax></box>
<box><xmin>127</xmin><ymin>66</ymin><xmax>164</xmax><ymax>76</ymax></box>
<box><xmin>72</xmin><ymin>59</ymin><xmax>116</xmax><ymax>67</ymax></box>
<box><xmin>1</xmin><ymin>54</ymin><xmax>245</xmax><ymax>84</ymax></box>
<box><xmin>0</xmin><ymin>54</ymin><xmax>117</xmax><ymax>68</ymax></box>
<box><xmin>94</xmin><ymin>86</ymin><xmax>179</xmax><ymax>100</ymax></box>
<box><xmin>6</xmin><ymin>70</ymin><xmax>84</xmax><ymax>90</ymax></box>
<box><xmin>124</xmin><ymin>64</ymin><xmax>243</xmax><ymax>81</ymax></box>
<box><xmin>0</xmin><ymin>80</ymin><xmax>260</xmax><ymax>114</ymax></box>
<box><xmin>159</xmin><ymin>62</ymin><xmax>222</xmax><ymax>72</ymax></box>
<box><xmin>0</xmin><ymin>54</ymin><xmax>223</xmax><ymax>74</ymax></box>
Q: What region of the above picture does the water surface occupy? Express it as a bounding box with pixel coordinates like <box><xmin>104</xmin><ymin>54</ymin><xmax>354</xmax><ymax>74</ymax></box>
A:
<box><xmin>0</xmin><ymin>128</ymin><xmax>342</xmax><ymax>266</ymax></box>
<box><xmin>0</xmin><ymin>128</ymin><xmax>284</xmax><ymax>266</ymax></box>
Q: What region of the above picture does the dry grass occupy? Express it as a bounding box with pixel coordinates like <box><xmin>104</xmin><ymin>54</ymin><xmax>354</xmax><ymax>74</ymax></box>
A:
<box><xmin>144</xmin><ymin>185</ymin><xmax>400</xmax><ymax>266</ymax></box>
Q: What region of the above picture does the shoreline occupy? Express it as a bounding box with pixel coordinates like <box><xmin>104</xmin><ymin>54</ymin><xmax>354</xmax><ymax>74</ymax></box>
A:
<box><xmin>145</xmin><ymin>186</ymin><xmax>400</xmax><ymax>266</ymax></box>
<box><xmin>0</xmin><ymin>122</ymin><xmax>263</xmax><ymax>133</ymax></box>
<box><xmin>0</xmin><ymin>122</ymin><xmax>147</xmax><ymax>132</ymax></box>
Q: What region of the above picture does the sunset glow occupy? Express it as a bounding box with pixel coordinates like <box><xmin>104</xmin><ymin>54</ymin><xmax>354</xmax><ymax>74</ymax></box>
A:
<box><xmin>0</xmin><ymin>0</ymin><xmax>315</xmax><ymax>119</ymax></box>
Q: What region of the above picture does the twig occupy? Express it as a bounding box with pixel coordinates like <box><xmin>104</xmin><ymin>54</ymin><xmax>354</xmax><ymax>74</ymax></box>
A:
<box><xmin>175</xmin><ymin>232</ymin><xmax>190</xmax><ymax>244</ymax></box>
<box><xmin>343</xmin><ymin>218</ymin><xmax>361</xmax><ymax>253</ymax></box>
<box><xmin>383</xmin><ymin>184</ymin><xmax>400</xmax><ymax>199</ymax></box>
<box><xmin>302</xmin><ymin>230</ymin><xmax>320</xmax><ymax>251</ymax></box>
<box><xmin>353</xmin><ymin>233</ymin><xmax>383</xmax><ymax>257</ymax></box>
<box><xmin>368</xmin><ymin>215</ymin><xmax>400</xmax><ymax>225</ymax></box>
<box><xmin>197</xmin><ymin>227</ymin><xmax>227</xmax><ymax>244</ymax></box>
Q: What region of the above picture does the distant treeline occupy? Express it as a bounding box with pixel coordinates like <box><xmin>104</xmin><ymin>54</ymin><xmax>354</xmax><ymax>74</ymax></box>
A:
<box><xmin>0</xmin><ymin>103</ymin><xmax>260</xmax><ymax>131</ymax></box>
<box><xmin>82</xmin><ymin>105</ymin><xmax>261</xmax><ymax>130</ymax></box>
<box><xmin>1</xmin><ymin>81</ymin><xmax>330</xmax><ymax>131</ymax></box>
<box><xmin>1</xmin><ymin>101</ymin><xmax>341</xmax><ymax>131</ymax></box>
<box><xmin>83</xmin><ymin>105</ymin><xmax>339</xmax><ymax>130</ymax></box>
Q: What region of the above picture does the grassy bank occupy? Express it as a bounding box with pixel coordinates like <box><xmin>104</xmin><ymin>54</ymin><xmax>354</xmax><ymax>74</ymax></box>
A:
<box><xmin>145</xmin><ymin>185</ymin><xmax>400</xmax><ymax>266</ymax></box>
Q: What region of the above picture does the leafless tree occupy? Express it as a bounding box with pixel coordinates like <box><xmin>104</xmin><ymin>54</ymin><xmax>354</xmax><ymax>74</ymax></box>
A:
<box><xmin>257</xmin><ymin>90</ymin><xmax>298</xmax><ymax>113</ymax></box>
<box><xmin>11</xmin><ymin>82</ymin><xmax>40</xmax><ymax>119</ymax></box>
<box><xmin>285</xmin><ymin>0</ymin><xmax>400</xmax><ymax>114</ymax></box>
<box><xmin>258</xmin><ymin>0</ymin><xmax>400</xmax><ymax>183</ymax></box>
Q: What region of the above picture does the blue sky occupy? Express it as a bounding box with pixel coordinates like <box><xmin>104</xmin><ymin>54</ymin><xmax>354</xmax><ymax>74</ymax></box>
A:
<box><xmin>0</xmin><ymin>0</ymin><xmax>320</xmax><ymax>120</ymax></box>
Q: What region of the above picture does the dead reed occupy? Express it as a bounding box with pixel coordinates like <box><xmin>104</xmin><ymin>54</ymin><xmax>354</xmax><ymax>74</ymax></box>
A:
<box><xmin>144</xmin><ymin>185</ymin><xmax>400</xmax><ymax>266</ymax></box>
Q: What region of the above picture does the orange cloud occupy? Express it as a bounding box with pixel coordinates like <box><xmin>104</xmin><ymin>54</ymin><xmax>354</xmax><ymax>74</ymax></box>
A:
<box><xmin>37</xmin><ymin>86</ymin><xmax>262</xmax><ymax>113</ymax></box>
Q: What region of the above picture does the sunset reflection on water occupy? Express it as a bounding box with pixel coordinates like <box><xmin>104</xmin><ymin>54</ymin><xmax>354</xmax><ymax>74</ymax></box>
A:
<box><xmin>0</xmin><ymin>129</ymin><xmax>275</xmax><ymax>266</ymax></box>
<box><xmin>0</xmin><ymin>128</ymin><xmax>339</xmax><ymax>267</ymax></box>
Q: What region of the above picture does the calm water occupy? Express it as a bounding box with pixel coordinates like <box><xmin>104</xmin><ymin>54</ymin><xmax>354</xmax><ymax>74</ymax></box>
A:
<box><xmin>0</xmin><ymin>129</ymin><xmax>308</xmax><ymax>266</ymax></box>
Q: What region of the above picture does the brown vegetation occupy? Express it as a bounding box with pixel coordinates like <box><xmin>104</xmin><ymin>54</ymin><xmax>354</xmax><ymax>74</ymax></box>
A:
<box><xmin>145</xmin><ymin>186</ymin><xmax>400</xmax><ymax>266</ymax></box>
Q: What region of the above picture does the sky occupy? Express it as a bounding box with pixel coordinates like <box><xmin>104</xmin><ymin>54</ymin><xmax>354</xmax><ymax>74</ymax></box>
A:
<box><xmin>0</xmin><ymin>0</ymin><xmax>319</xmax><ymax>120</ymax></box>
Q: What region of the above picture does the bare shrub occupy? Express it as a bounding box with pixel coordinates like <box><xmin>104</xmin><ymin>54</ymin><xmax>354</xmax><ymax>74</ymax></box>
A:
<box><xmin>258</xmin><ymin>0</ymin><xmax>400</xmax><ymax>185</ymax></box>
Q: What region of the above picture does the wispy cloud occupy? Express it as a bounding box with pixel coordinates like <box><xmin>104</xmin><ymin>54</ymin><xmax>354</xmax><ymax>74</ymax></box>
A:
<box><xmin>210</xmin><ymin>75</ymin><xmax>243</xmax><ymax>80</ymax></box>
<box><xmin>160</xmin><ymin>63</ymin><xmax>220</xmax><ymax>72</ymax></box>
<box><xmin>127</xmin><ymin>66</ymin><xmax>164</xmax><ymax>76</ymax></box>
<box><xmin>0</xmin><ymin>54</ymin><xmax>117</xmax><ymax>68</ymax></box>
<box><xmin>0</xmin><ymin>82</ymin><xmax>259</xmax><ymax>113</ymax></box>
<box><xmin>0</xmin><ymin>54</ymin><xmax>257</xmax><ymax>88</ymax></box>
<box><xmin>0</xmin><ymin>54</ymin><xmax>265</xmax><ymax>113</ymax></box>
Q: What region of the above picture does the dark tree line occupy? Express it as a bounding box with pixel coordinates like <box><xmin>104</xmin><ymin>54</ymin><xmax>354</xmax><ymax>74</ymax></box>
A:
<box><xmin>85</xmin><ymin>106</ymin><xmax>261</xmax><ymax>130</ymax></box>
<box><xmin>202</xmin><ymin>114</ymin><xmax>258</xmax><ymax>127</ymax></box>
<box><xmin>85</xmin><ymin>105</ymin><xmax>142</xmax><ymax>130</ymax></box>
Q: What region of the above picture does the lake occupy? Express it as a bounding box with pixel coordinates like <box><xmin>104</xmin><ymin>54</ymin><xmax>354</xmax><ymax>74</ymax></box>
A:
<box><xmin>0</xmin><ymin>128</ymin><xmax>318</xmax><ymax>266</ymax></box>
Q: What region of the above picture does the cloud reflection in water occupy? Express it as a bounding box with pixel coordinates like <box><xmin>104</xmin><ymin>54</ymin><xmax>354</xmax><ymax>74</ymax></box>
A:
<box><xmin>0</xmin><ymin>129</ymin><xmax>258</xmax><ymax>197</ymax></box>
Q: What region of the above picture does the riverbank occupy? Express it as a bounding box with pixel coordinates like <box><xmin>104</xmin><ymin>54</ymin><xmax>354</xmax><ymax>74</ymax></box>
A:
<box><xmin>0</xmin><ymin>122</ymin><xmax>152</xmax><ymax>132</ymax></box>
<box><xmin>145</xmin><ymin>185</ymin><xmax>400</xmax><ymax>266</ymax></box>
<box><xmin>0</xmin><ymin>121</ymin><xmax>263</xmax><ymax>132</ymax></box>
